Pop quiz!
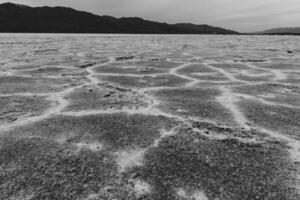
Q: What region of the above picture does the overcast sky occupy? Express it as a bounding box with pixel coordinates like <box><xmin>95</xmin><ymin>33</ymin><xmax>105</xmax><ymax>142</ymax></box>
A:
<box><xmin>2</xmin><ymin>0</ymin><xmax>300</xmax><ymax>32</ymax></box>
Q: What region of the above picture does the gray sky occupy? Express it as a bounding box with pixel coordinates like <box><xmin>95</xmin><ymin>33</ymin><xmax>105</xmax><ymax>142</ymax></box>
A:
<box><xmin>2</xmin><ymin>0</ymin><xmax>300</xmax><ymax>32</ymax></box>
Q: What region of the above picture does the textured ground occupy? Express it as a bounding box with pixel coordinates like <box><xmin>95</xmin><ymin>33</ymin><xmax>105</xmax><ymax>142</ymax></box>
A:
<box><xmin>0</xmin><ymin>34</ymin><xmax>300</xmax><ymax>200</ymax></box>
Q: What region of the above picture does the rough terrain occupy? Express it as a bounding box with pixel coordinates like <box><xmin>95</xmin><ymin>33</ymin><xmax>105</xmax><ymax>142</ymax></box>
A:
<box><xmin>0</xmin><ymin>34</ymin><xmax>300</xmax><ymax>200</ymax></box>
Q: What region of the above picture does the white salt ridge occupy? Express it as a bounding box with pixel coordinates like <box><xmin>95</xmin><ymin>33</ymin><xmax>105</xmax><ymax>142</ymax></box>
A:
<box><xmin>169</xmin><ymin>62</ymin><xmax>200</xmax><ymax>87</ymax></box>
<box><xmin>94</xmin><ymin>72</ymin><xmax>167</xmax><ymax>77</ymax></box>
<box><xmin>0</xmin><ymin>92</ymin><xmax>49</xmax><ymax>97</ymax></box>
<box><xmin>257</xmin><ymin>127</ymin><xmax>300</xmax><ymax>163</ymax></box>
<box><xmin>191</xmin><ymin>127</ymin><xmax>261</xmax><ymax>144</ymax></box>
<box><xmin>141</xmin><ymin>86</ymin><xmax>179</xmax><ymax>92</ymax></box>
<box><xmin>238</xmin><ymin>69</ymin><xmax>271</xmax><ymax>77</ymax></box>
<box><xmin>75</xmin><ymin>141</ymin><xmax>103</xmax><ymax>152</ymax></box>
<box><xmin>85</xmin><ymin>56</ymin><xmax>115</xmax><ymax>85</ymax></box>
<box><xmin>258</xmin><ymin>93</ymin><xmax>277</xmax><ymax>98</ymax></box>
<box><xmin>204</xmin><ymin>61</ymin><xmax>240</xmax><ymax>82</ymax></box>
<box><xmin>237</xmin><ymin>93</ymin><xmax>300</xmax><ymax>109</ymax></box>
<box><xmin>153</xmin><ymin>127</ymin><xmax>178</xmax><ymax>147</ymax></box>
<box><xmin>177</xmin><ymin>188</ymin><xmax>208</xmax><ymax>200</ymax></box>
<box><xmin>62</xmin><ymin>105</ymin><xmax>184</xmax><ymax>121</ymax></box>
<box><xmin>115</xmin><ymin>127</ymin><xmax>178</xmax><ymax>173</ymax></box>
<box><xmin>115</xmin><ymin>148</ymin><xmax>146</xmax><ymax>172</ymax></box>
<box><xmin>243</xmin><ymin>62</ymin><xmax>288</xmax><ymax>81</ymax></box>
<box><xmin>132</xmin><ymin>179</ymin><xmax>151</xmax><ymax>197</ymax></box>
<box><xmin>216</xmin><ymin>86</ymin><xmax>250</xmax><ymax>129</ymax></box>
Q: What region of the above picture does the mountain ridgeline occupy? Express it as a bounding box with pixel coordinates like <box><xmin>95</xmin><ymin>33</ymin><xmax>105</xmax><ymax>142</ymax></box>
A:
<box><xmin>0</xmin><ymin>3</ymin><xmax>238</xmax><ymax>34</ymax></box>
<box><xmin>259</xmin><ymin>27</ymin><xmax>300</xmax><ymax>35</ymax></box>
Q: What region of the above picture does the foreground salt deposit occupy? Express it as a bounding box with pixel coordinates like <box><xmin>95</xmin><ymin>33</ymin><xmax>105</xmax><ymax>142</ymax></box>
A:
<box><xmin>0</xmin><ymin>34</ymin><xmax>300</xmax><ymax>200</ymax></box>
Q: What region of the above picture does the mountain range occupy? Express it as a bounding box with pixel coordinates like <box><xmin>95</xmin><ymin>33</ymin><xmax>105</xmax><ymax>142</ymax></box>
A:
<box><xmin>0</xmin><ymin>2</ymin><xmax>238</xmax><ymax>34</ymax></box>
<box><xmin>258</xmin><ymin>27</ymin><xmax>300</xmax><ymax>35</ymax></box>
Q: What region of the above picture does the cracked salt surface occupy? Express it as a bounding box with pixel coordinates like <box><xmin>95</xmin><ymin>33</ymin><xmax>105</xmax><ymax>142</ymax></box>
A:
<box><xmin>1</xmin><ymin>37</ymin><xmax>299</xmax><ymax>161</ymax></box>
<box><xmin>1</xmin><ymin>34</ymin><xmax>300</xmax><ymax>199</ymax></box>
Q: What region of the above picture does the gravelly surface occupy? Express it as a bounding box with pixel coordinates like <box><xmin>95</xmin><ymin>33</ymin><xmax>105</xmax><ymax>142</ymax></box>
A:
<box><xmin>0</xmin><ymin>34</ymin><xmax>300</xmax><ymax>200</ymax></box>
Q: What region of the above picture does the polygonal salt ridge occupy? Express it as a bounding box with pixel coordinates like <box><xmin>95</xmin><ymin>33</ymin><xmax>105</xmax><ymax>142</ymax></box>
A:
<box><xmin>114</xmin><ymin>127</ymin><xmax>179</xmax><ymax>173</ymax></box>
<box><xmin>115</xmin><ymin>55</ymin><xmax>136</xmax><ymax>61</ymax></box>
<box><xmin>77</xmin><ymin>59</ymin><xmax>108</xmax><ymax>69</ymax></box>
<box><xmin>83</xmin><ymin>82</ymin><xmax>142</xmax><ymax>97</ymax></box>
<box><xmin>74</xmin><ymin>141</ymin><xmax>104</xmax><ymax>152</ymax></box>
<box><xmin>144</xmin><ymin>57</ymin><xmax>168</xmax><ymax>62</ymax></box>
<box><xmin>153</xmin><ymin>127</ymin><xmax>179</xmax><ymax>147</ymax></box>
<box><xmin>189</xmin><ymin>121</ymin><xmax>265</xmax><ymax>144</ymax></box>
<box><xmin>98</xmin><ymin>82</ymin><xmax>149</xmax><ymax>102</ymax></box>
<box><xmin>97</xmin><ymin>82</ymin><xmax>132</xmax><ymax>92</ymax></box>
<box><xmin>234</xmin><ymin>59</ymin><xmax>267</xmax><ymax>63</ymax></box>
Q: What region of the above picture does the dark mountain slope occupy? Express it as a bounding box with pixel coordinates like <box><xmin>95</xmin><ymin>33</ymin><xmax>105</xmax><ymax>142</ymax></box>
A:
<box><xmin>0</xmin><ymin>2</ymin><xmax>239</xmax><ymax>34</ymax></box>
<box><xmin>174</xmin><ymin>23</ymin><xmax>237</xmax><ymax>34</ymax></box>
<box><xmin>257</xmin><ymin>27</ymin><xmax>300</xmax><ymax>35</ymax></box>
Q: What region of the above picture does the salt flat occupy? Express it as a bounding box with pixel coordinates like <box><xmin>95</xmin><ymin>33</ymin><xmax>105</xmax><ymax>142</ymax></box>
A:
<box><xmin>0</xmin><ymin>34</ymin><xmax>300</xmax><ymax>200</ymax></box>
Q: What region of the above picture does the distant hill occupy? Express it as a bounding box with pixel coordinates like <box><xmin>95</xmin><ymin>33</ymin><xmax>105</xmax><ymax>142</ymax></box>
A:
<box><xmin>0</xmin><ymin>2</ymin><xmax>238</xmax><ymax>34</ymax></box>
<box><xmin>258</xmin><ymin>27</ymin><xmax>300</xmax><ymax>35</ymax></box>
<box><xmin>174</xmin><ymin>23</ymin><xmax>237</xmax><ymax>34</ymax></box>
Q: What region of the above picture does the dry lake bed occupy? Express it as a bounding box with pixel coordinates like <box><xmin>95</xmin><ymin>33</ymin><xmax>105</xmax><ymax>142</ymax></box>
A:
<box><xmin>0</xmin><ymin>34</ymin><xmax>300</xmax><ymax>200</ymax></box>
